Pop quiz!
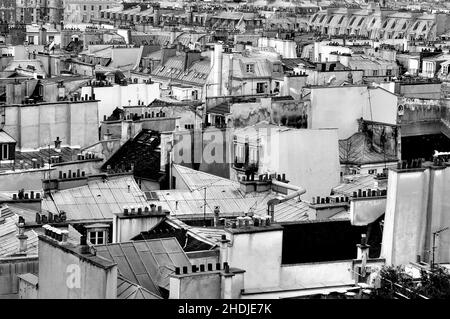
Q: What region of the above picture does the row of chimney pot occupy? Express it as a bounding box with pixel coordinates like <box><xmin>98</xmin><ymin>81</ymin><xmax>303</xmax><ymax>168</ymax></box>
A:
<box><xmin>36</xmin><ymin>211</ymin><xmax>67</xmax><ymax>224</ymax></box>
<box><xmin>77</xmin><ymin>153</ymin><xmax>96</xmax><ymax>160</ymax></box>
<box><xmin>123</xmin><ymin>204</ymin><xmax>163</xmax><ymax>215</ymax></box>
<box><xmin>397</xmin><ymin>159</ymin><xmax>423</xmax><ymax>170</ymax></box>
<box><xmin>13</xmin><ymin>191</ymin><xmax>41</xmax><ymax>200</ymax></box>
<box><xmin>43</xmin><ymin>224</ymin><xmax>69</xmax><ymax>242</ymax></box>
<box><xmin>174</xmin><ymin>262</ymin><xmax>230</xmax><ymax>275</ymax></box>
<box><xmin>69</xmin><ymin>94</ymin><xmax>96</xmax><ymax>102</ymax></box>
<box><xmin>58</xmin><ymin>169</ymin><xmax>86</xmax><ymax>179</ymax></box>
<box><xmin>232</xmin><ymin>215</ymin><xmax>271</xmax><ymax>228</ymax></box>
<box><xmin>241</xmin><ymin>173</ymin><xmax>286</xmax><ymax>182</ymax></box>
<box><xmin>125</xmin><ymin>111</ymin><xmax>166</xmax><ymax>120</ymax></box>
<box><xmin>352</xmin><ymin>188</ymin><xmax>387</xmax><ymax>198</ymax></box>
<box><xmin>312</xmin><ymin>195</ymin><xmax>349</xmax><ymax>205</ymax></box>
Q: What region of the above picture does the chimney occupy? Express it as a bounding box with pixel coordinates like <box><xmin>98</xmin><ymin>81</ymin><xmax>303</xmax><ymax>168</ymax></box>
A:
<box><xmin>17</xmin><ymin>218</ymin><xmax>28</xmax><ymax>253</ymax></box>
<box><xmin>79</xmin><ymin>235</ymin><xmax>90</xmax><ymax>254</ymax></box>
<box><xmin>183</xmin><ymin>50</ymin><xmax>201</xmax><ymax>71</ymax></box>
<box><xmin>211</xmin><ymin>44</ymin><xmax>223</xmax><ymax>96</ymax></box>
<box><xmin>54</xmin><ymin>137</ymin><xmax>61</xmax><ymax>151</ymax></box>
<box><xmin>214</xmin><ymin>206</ymin><xmax>220</xmax><ymax>227</ymax></box>
<box><xmin>356</xmin><ymin>234</ymin><xmax>370</xmax><ymax>280</ymax></box>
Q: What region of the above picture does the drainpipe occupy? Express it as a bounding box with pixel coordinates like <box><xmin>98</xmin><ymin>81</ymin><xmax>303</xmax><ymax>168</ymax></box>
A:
<box><xmin>267</xmin><ymin>180</ymin><xmax>306</xmax><ymax>222</ymax></box>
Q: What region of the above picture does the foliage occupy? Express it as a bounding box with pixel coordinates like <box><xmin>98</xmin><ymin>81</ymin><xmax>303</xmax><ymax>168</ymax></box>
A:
<box><xmin>372</xmin><ymin>265</ymin><xmax>450</xmax><ymax>299</ymax></box>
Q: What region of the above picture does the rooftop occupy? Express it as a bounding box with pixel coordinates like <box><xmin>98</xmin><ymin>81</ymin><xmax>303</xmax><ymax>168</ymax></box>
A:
<box><xmin>95</xmin><ymin>238</ymin><xmax>191</xmax><ymax>297</ymax></box>
<box><xmin>41</xmin><ymin>175</ymin><xmax>148</xmax><ymax>222</ymax></box>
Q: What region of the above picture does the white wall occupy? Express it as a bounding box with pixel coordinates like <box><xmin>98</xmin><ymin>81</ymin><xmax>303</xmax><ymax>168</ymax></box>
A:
<box><xmin>310</xmin><ymin>86</ymin><xmax>398</xmax><ymax>140</ymax></box>
<box><xmin>279</xmin><ymin>261</ymin><xmax>354</xmax><ymax>289</ymax></box>
<box><xmin>260</xmin><ymin>128</ymin><xmax>341</xmax><ymax>198</ymax></box>
<box><xmin>227</xmin><ymin>229</ymin><xmax>283</xmax><ymax>290</ymax></box>
<box><xmin>3</xmin><ymin>101</ymin><xmax>99</xmax><ymax>151</ymax></box>
<box><xmin>81</xmin><ymin>83</ymin><xmax>160</xmax><ymax>124</ymax></box>
<box><xmin>381</xmin><ymin>169</ymin><xmax>430</xmax><ymax>265</ymax></box>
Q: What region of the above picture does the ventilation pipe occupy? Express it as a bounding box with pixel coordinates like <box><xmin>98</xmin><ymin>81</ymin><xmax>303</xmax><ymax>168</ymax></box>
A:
<box><xmin>267</xmin><ymin>180</ymin><xmax>306</xmax><ymax>222</ymax></box>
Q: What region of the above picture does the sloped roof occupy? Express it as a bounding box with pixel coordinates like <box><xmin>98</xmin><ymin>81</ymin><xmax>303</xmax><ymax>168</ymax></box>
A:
<box><xmin>95</xmin><ymin>238</ymin><xmax>191</xmax><ymax>297</ymax></box>
<box><xmin>152</xmin><ymin>165</ymin><xmax>313</xmax><ymax>223</ymax></box>
<box><xmin>0</xmin><ymin>214</ymin><xmax>39</xmax><ymax>257</ymax></box>
<box><xmin>332</xmin><ymin>174</ymin><xmax>385</xmax><ymax>197</ymax></box>
<box><xmin>151</xmin><ymin>55</ymin><xmax>211</xmax><ymax>86</ymax></box>
<box><xmin>0</xmin><ymin>130</ymin><xmax>15</xmax><ymax>143</ymax></box>
<box><xmin>339</xmin><ymin>132</ymin><xmax>398</xmax><ymax>165</ymax></box>
<box><xmin>41</xmin><ymin>175</ymin><xmax>148</xmax><ymax>222</ymax></box>
<box><xmin>117</xmin><ymin>276</ymin><xmax>162</xmax><ymax>299</ymax></box>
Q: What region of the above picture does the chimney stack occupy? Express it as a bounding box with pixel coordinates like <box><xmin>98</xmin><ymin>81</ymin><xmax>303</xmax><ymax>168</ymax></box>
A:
<box><xmin>17</xmin><ymin>218</ymin><xmax>28</xmax><ymax>253</ymax></box>
<box><xmin>214</xmin><ymin>206</ymin><xmax>220</xmax><ymax>227</ymax></box>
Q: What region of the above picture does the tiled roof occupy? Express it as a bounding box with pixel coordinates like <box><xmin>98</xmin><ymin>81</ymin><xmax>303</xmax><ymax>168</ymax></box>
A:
<box><xmin>0</xmin><ymin>214</ymin><xmax>39</xmax><ymax>257</ymax></box>
<box><xmin>151</xmin><ymin>55</ymin><xmax>211</xmax><ymax>86</ymax></box>
<box><xmin>95</xmin><ymin>238</ymin><xmax>191</xmax><ymax>297</ymax></box>
<box><xmin>339</xmin><ymin>132</ymin><xmax>398</xmax><ymax>165</ymax></box>
<box><xmin>41</xmin><ymin>175</ymin><xmax>148</xmax><ymax>222</ymax></box>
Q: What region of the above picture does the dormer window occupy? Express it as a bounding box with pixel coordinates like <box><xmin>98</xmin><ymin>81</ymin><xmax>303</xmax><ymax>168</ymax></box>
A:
<box><xmin>273</xmin><ymin>64</ymin><xmax>282</xmax><ymax>73</ymax></box>
<box><xmin>246</xmin><ymin>64</ymin><xmax>255</xmax><ymax>73</ymax></box>
<box><xmin>85</xmin><ymin>223</ymin><xmax>109</xmax><ymax>245</ymax></box>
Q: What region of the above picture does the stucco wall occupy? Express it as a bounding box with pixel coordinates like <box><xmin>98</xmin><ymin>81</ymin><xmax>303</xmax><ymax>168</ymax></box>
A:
<box><xmin>263</xmin><ymin>128</ymin><xmax>341</xmax><ymax>198</ymax></box>
<box><xmin>38</xmin><ymin>239</ymin><xmax>117</xmax><ymax>299</ymax></box>
<box><xmin>381</xmin><ymin>169</ymin><xmax>429</xmax><ymax>265</ymax></box>
<box><xmin>112</xmin><ymin>215</ymin><xmax>165</xmax><ymax>243</ymax></box>
<box><xmin>310</xmin><ymin>86</ymin><xmax>398</xmax><ymax>140</ymax></box>
<box><xmin>279</xmin><ymin>261</ymin><xmax>354</xmax><ymax>289</ymax></box>
<box><xmin>173</xmin><ymin>273</ymin><xmax>221</xmax><ymax>299</ymax></box>
<box><xmin>428</xmin><ymin>167</ymin><xmax>450</xmax><ymax>263</ymax></box>
<box><xmin>227</xmin><ymin>229</ymin><xmax>283</xmax><ymax>290</ymax></box>
<box><xmin>82</xmin><ymin>83</ymin><xmax>160</xmax><ymax>125</ymax></box>
<box><xmin>2</xmin><ymin>101</ymin><xmax>99</xmax><ymax>151</ymax></box>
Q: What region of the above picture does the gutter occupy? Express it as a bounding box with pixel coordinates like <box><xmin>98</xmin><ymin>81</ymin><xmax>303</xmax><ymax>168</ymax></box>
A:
<box><xmin>267</xmin><ymin>179</ymin><xmax>306</xmax><ymax>222</ymax></box>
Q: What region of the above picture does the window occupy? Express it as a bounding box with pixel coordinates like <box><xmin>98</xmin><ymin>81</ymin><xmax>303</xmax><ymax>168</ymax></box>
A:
<box><xmin>83</xmin><ymin>5</ymin><xmax>86</xmax><ymax>11</ymax></box>
<box><xmin>338</xmin><ymin>16</ymin><xmax>344</xmax><ymax>25</ymax></box>
<box><xmin>91</xmin><ymin>6</ymin><xmax>94</xmax><ymax>10</ymax></box>
<box><xmin>368</xmin><ymin>169</ymin><xmax>377</xmax><ymax>175</ymax></box>
<box><xmin>373</xmin><ymin>70</ymin><xmax>379</xmax><ymax>76</ymax></box>
<box><xmin>246</xmin><ymin>64</ymin><xmax>254</xmax><ymax>73</ymax></box>
<box><xmin>1</xmin><ymin>144</ymin><xmax>9</xmax><ymax>160</ymax></box>
<box><xmin>88</xmin><ymin>230</ymin><xmax>106</xmax><ymax>245</ymax></box>
<box><xmin>28</xmin><ymin>36</ymin><xmax>34</xmax><ymax>44</ymax></box>
<box><xmin>386</xmin><ymin>69</ymin><xmax>392</xmax><ymax>76</ymax></box>
<box><xmin>256</xmin><ymin>82</ymin><xmax>265</xmax><ymax>93</ymax></box>
<box><xmin>99</xmin><ymin>6</ymin><xmax>102</xmax><ymax>10</ymax></box>
<box><xmin>272</xmin><ymin>64</ymin><xmax>282</xmax><ymax>73</ymax></box>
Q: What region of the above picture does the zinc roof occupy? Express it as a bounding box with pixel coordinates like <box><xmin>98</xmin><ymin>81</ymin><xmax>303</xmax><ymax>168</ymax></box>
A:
<box><xmin>95</xmin><ymin>238</ymin><xmax>191</xmax><ymax>297</ymax></box>
<box><xmin>41</xmin><ymin>175</ymin><xmax>148</xmax><ymax>222</ymax></box>
<box><xmin>0</xmin><ymin>214</ymin><xmax>39</xmax><ymax>257</ymax></box>
<box><xmin>117</xmin><ymin>276</ymin><xmax>162</xmax><ymax>299</ymax></box>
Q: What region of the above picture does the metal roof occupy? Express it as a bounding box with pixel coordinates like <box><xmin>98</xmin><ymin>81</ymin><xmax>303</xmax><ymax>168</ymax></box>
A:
<box><xmin>0</xmin><ymin>130</ymin><xmax>15</xmax><ymax>144</ymax></box>
<box><xmin>332</xmin><ymin>174</ymin><xmax>385</xmax><ymax>197</ymax></box>
<box><xmin>0</xmin><ymin>214</ymin><xmax>38</xmax><ymax>257</ymax></box>
<box><xmin>153</xmin><ymin>165</ymin><xmax>314</xmax><ymax>223</ymax></box>
<box><xmin>117</xmin><ymin>276</ymin><xmax>162</xmax><ymax>299</ymax></box>
<box><xmin>95</xmin><ymin>238</ymin><xmax>191</xmax><ymax>297</ymax></box>
<box><xmin>42</xmin><ymin>175</ymin><xmax>148</xmax><ymax>222</ymax></box>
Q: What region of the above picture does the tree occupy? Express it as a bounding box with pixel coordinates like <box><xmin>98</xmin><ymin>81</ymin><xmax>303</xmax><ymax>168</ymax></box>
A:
<box><xmin>372</xmin><ymin>265</ymin><xmax>450</xmax><ymax>299</ymax></box>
